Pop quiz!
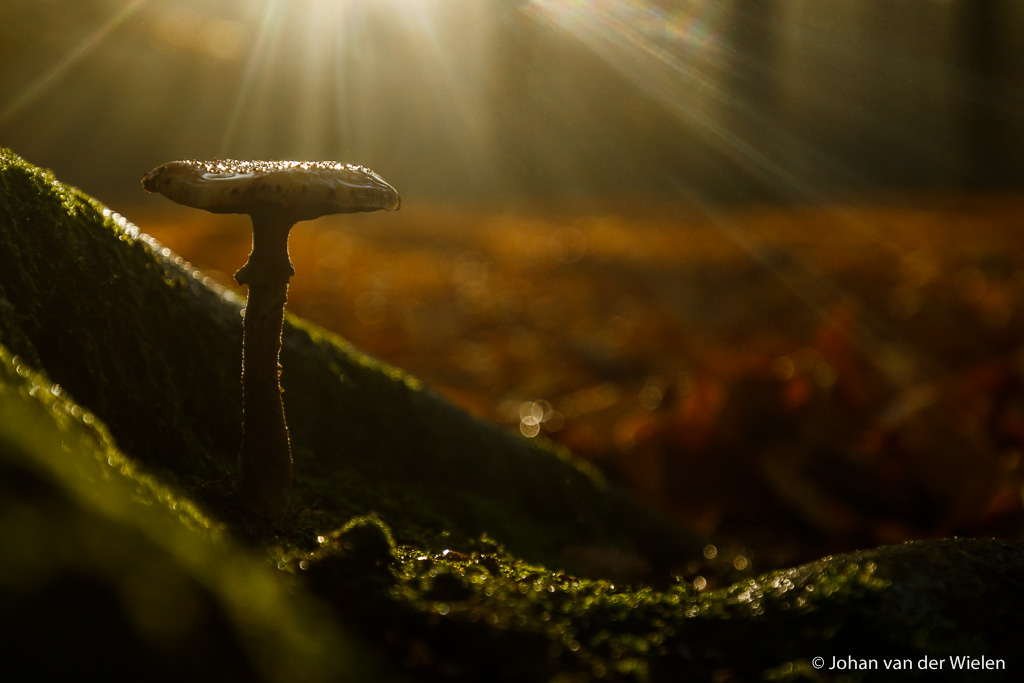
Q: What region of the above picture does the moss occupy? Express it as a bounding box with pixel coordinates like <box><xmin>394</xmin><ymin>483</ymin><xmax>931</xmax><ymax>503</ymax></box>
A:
<box><xmin>0</xmin><ymin>345</ymin><xmax>379</xmax><ymax>682</ymax></box>
<box><xmin>3</xmin><ymin>149</ymin><xmax>1024</xmax><ymax>681</ymax></box>
<box><xmin>0</xmin><ymin>150</ymin><xmax>241</xmax><ymax>481</ymax></box>
<box><xmin>291</xmin><ymin>523</ymin><xmax>1024</xmax><ymax>682</ymax></box>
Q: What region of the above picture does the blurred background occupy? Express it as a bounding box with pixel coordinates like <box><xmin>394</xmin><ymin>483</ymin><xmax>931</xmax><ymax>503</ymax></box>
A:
<box><xmin>3</xmin><ymin>0</ymin><xmax>1024</xmax><ymax>566</ymax></box>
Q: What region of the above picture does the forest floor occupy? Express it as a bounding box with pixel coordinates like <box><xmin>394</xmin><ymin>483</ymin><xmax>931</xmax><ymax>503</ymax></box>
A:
<box><xmin>133</xmin><ymin>193</ymin><xmax>1024</xmax><ymax>568</ymax></box>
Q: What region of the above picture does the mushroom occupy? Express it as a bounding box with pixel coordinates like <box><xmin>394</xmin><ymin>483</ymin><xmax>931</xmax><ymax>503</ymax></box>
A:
<box><xmin>142</xmin><ymin>159</ymin><xmax>400</xmax><ymax>523</ymax></box>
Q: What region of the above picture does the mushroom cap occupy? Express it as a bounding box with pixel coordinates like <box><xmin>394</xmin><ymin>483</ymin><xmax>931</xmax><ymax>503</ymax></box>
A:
<box><xmin>142</xmin><ymin>159</ymin><xmax>400</xmax><ymax>220</ymax></box>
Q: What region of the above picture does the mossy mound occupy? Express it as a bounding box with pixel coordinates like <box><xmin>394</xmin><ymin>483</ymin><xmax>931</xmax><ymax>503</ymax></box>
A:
<box><xmin>0</xmin><ymin>147</ymin><xmax>696</xmax><ymax>568</ymax></box>
<box><xmin>2</xmin><ymin>148</ymin><xmax>1023</xmax><ymax>681</ymax></box>
<box><xmin>0</xmin><ymin>346</ymin><xmax>373</xmax><ymax>682</ymax></box>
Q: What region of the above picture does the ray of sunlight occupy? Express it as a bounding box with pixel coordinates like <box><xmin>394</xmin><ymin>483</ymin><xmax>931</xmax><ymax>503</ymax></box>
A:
<box><xmin>0</xmin><ymin>0</ymin><xmax>152</xmax><ymax>126</ymax></box>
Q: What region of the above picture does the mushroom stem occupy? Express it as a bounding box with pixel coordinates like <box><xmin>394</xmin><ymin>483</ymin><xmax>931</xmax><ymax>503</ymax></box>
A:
<box><xmin>142</xmin><ymin>158</ymin><xmax>400</xmax><ymax>525</ymax></box>
<box><xmin>234</xmin><ymin>212</ymin><xmax>296</xmax><ymax>524</ymax></box>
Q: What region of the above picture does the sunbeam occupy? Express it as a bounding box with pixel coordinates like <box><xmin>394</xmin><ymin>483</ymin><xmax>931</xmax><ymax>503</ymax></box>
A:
<box><xmin>0</xmin><ymin>0</ymin><xmax>151</xmax><ymax>127</ymax></box>
<box><xmin>524</xmin><ymin>0</ymin><xmax>939</xmax><ymax>386</ymax></box>
<box><xmin>387</xmin><ymin>2</ymin><xmax>502</xmax><ymax>192</ymax></box>
<box><xmin>524</xmin><ymin>0</ymin><xmax>821</xmax><ymax>201</ymax></box>
<box><xmin>218</xmin><ymin>0</ymin><xmax>288</xmax><ymax>157</ymax></box>
<box><xmin>205</xmin><ymin>0</ymin><xmax>504</xmax><ymax>188</ymax></box>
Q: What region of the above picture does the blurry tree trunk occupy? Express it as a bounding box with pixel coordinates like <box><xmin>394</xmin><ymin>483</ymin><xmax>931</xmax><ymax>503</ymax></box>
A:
<box><xmin>956</xmin><ymin>0</ymin><xmax>1009</xmax><ymax>189</ymax></box>
<box><xmin>726</xmin><ymin>1</ymin><xmax>779</xmax><ymax>114</ymax></box>
<box><xmin>721</xmin><ymin>0</ymin><xmax>784</xmax><ymax>199</ymax></box>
